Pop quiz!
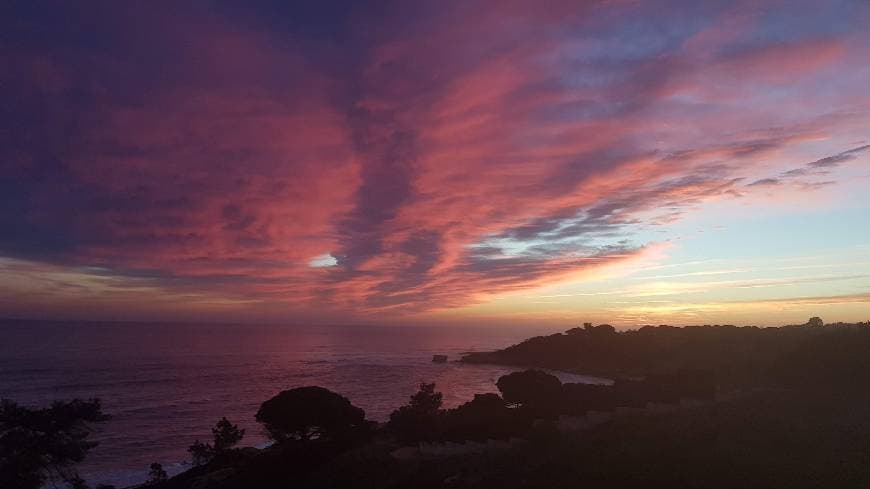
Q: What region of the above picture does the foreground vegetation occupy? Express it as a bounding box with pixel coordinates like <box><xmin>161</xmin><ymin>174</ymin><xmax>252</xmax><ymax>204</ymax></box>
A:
<box><xmin>3</xmin><ymin>319</ymin><xmax>869</xmax><ymax>488</ymax></box>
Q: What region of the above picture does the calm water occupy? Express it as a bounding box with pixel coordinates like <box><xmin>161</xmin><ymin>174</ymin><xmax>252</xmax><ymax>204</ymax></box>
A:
<box><xmin>0</xmin><ymin>320</ymin><xmax>607</xmax><ymax>487</ymax></box>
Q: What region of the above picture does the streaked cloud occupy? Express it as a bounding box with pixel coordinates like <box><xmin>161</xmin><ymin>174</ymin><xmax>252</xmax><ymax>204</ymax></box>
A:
<box><xmin>1</xmin><ymin>1</ymin><xmax>869</xmax><ymax>323</ymax></box>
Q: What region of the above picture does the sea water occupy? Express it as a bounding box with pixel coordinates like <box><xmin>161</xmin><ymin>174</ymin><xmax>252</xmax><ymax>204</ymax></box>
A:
<box><xmin>0</xmin><ymin>320</ymin><xmax>607</xmax><ymax>487</ymax></box>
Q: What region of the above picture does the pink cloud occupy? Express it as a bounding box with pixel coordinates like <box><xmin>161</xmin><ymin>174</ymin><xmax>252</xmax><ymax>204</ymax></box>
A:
<box><xmin>711</xmin><ymin>38</ymin><xmax>846</xmax><ymax>83</ymax></box>
<box><xmin>2</xmin><ymin>1</ymin><xmax>869</xmax><ymax>321</ymax></box>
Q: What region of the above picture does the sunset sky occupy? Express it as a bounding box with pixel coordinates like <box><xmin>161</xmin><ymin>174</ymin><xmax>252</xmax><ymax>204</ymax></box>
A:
<box><xmin>2</xmin><ymin>1</ymin><xmax>869</xmax><ymax>327</ymax></box>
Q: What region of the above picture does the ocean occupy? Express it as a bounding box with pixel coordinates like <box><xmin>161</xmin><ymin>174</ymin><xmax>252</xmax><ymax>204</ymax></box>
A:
<box><xmin>0</xmin><ymin>320</ymin><xmax>607</xmax><ymax>487</ymax></box>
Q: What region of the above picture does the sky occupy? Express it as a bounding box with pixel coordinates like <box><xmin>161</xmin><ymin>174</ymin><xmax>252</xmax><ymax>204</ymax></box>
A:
<box><xmin>1</xmin><ymin>0</ymin><xmax>869</xmax><ymax>327</ymax></box>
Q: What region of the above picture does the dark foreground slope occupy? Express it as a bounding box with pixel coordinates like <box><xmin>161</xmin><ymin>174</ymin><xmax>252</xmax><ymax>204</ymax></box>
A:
<box><xmin>136</xmin><ymin>322</ymin><xmax>870</xmax><ymax>489</ymax></box>
<box><xmin>147</xmin><ymin>388</ymin><xmax>870</xmax><ymax>489</ymax></box>
<box><xmin>314</xmin><ymin>390</ymin><xmax>870</xmax><ymax>489</ymax></box>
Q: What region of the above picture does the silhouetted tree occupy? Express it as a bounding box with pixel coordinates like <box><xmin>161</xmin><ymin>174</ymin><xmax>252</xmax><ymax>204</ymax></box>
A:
<box><xmin>0</xmin><ymin>398</ymin><xmax>109</xmax><ymax>489</ymax></box>
<box><xmin>444</xmin><ymin>393</ymin><xmax>517</xmax><ymax>441</ymax></box>
<box><xmin>187</xmin><ymin>439</ymin><xmax>214</xmax><ymax>466</ymax></box>
<box><xmin>408</xmin><ymin>382</ymin><xmax>443</xmax><ymax>413</ymax></box>
<box><xmin>496</xmin><ymin>370</ymin><xmax>562</xmax><ymax>415</ymax></box>
<box><xmin>387</xmin><ymin>383</ymin><xmax>444</xmax><ymax>443</ymax></box>
<box><xmin>147</xmin><ymin>463</ymin><xmax>167</xmax><ymax>485</ymax></box>
<box><xmin>188</xmin><ymin>416</ymin><xmax>245</xmax><ymax>465</ymax></box>
<box><xmin>807</xmin><ymin>316</ymin><xmax>824</xmax><ymax>327</ymax></box>
<box><xmin>256</xmin><ymin>386</ymin><xmax>367</xmax><ymax>443</ymax></box>
<box><xmin>594</xmin><ymin>324</ymin><xmax>616</xmax><ymax>335</ymax></box>
<box><xmin>213</xmin><ymin>417</ymin><xmax>245</xmax><ymax>452</ymax></box>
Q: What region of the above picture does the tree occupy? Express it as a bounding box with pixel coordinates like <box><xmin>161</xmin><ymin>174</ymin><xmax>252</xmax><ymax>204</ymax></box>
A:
<box><xmin>255</xmin><ymin>386</ymin><xmax>367</xmax><ymax>443</ymax></box>
<box><xmin>147</xmin><ymin>463</ymin><xmax>167</xmax><ymax>485</ymax></box>
<box><xmin>188</xmin><ymin>417</ymin><xmax>245</xmax><ymax>465</ymax></box>
<box><xmin>212</xmin><ymin>417</ymin><xmax>245</xmax><ymax>452</ymax></box>
<box><xmin>496</xmin><ymin>370</ymin><xmax>562</xmax><ymax>409</ymax></box>
<box><xmin>807</xmin><ymin>317</ymin><xmax>824</xmax><ymax>328</ymax></box>
<box><xmin>0</xmin><ymin>398</ymin><xmax>109</xmax><ymax>489</ymax></box>
<box><xmin>406</xmin><ymin>382</ymin><xmax>443</xmax><ymax>414</ymax></box>
<box><xmin>593</xmin><ymin>324</ymin><xmax>616</xmax><ymax>335</ymax></box>
<box><xmin>187</xmin><ymin>439</ymin><xmax>214</xmax><ymax>466</ymax></box>
<box><xmin>443</xmin><ymin>393</ymin><xmax>516</xmax><ymax>441</ymax></box>
<box><xmin>387</xmin><ymin>383</ymin><xmax>444</xmax><ymax>443</ymax></box>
